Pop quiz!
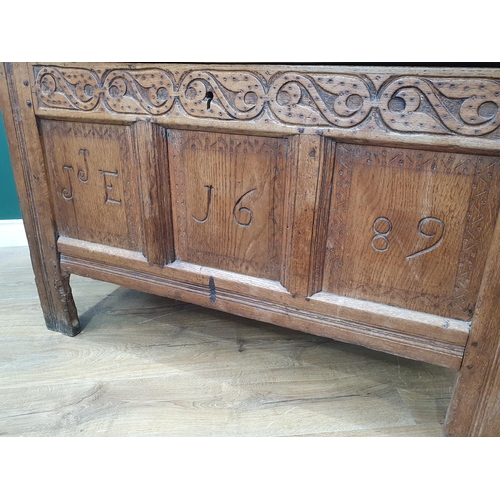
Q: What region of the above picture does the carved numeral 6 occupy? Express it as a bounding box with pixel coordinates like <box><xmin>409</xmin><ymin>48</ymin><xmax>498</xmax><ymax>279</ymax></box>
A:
<box><xmin>233</xmin><ymin>189</ymin><xmax>257</xmax><ymax>227</ymax></box>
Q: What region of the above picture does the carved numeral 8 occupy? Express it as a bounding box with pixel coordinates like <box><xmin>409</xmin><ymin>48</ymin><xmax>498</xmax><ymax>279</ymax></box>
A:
<box><xmin>371</xmin><ymin>217</ymin><xmax>393</xmax><ymax>252</ymax></box>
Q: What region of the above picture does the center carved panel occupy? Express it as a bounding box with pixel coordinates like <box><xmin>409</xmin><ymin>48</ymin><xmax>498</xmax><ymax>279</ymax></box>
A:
<box><xmin>168</xmin><ymin>130</ymin><xmax>287</xmax><ymax>280</ymax></box>
<box><xmin>322</xmin><ymin>143</ymin><xmax>500</xmax><ymax>320</ymax></box>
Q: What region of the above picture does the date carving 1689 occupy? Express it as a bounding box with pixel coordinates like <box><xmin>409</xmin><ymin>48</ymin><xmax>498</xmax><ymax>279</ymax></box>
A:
<box><xmin>371</xmin><ymin>216</ymin><xmax>445</xmax><ymax>259</ymax></box>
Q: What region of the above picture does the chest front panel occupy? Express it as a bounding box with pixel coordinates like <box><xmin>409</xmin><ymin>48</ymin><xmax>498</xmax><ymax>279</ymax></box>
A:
<box><xmin>168</xmin><ymin>130</ymin><xmax>288</xmax><ymax>281</ymax></box>
<box><xmin>40</xmin><ymin>120</ymin><xmax>142</xmax><ymax>252</ymax></box>
<box><xmin>321</xmin><ymin>143</ymin><xmax>500</xmax><ymax>320</ymax></box>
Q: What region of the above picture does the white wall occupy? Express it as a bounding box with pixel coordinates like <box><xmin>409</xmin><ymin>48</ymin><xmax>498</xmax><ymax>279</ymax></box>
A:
<box><xmin>0</xmin><ymin>220</ymin><xmax>28</xmax><ymax>247</ymax></box>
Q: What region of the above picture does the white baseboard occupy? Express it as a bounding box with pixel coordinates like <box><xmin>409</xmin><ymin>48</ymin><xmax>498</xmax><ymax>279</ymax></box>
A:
<box><xmin>0</xmin><ymin>219</ymin><xmax>28</xmax><ymax>247</ymax></box>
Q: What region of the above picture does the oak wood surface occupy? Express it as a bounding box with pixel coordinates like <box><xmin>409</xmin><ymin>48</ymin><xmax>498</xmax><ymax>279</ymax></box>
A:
<box><xmin>4</xmin><ymin>62</ymin><xmax>500</xmax><ymax>436</ymax></box>
<box><xmin>0</xmin><ymin>246</ymin><xmax>456</xmax><ymax>437</ymax></box>
<box><xmin>134</xmin><ymin>122</ymin><xmax>175</xmax><ymax>265</ymax></box>
<box><xmin>168</xmin><ymin>130</ymin><xmax>287</xmax><ymax>280</ymax></box>
<box><xmin>40</xmin><ymin>119</ymin><xmax>143</xmax><ymax>251</ymax></box>
<box><xmin>322</xmin><ymin>143</ymin><xmax>500</xmax><ymax>320</ymax></box>
<box><xmin>282</xmin><ymin>134</ymin><xmax>326</xmax><ymax>296</ymax></box>
<box><xmin>0</xmin><ymin>63</ymin><xmax>80</xmax><ymax>335</ymax></box>
<box><xmin>30</xmin><ymin>64</ymin><xmax>500</xmax><ymax>154</ymax></box>
<box><xmin>57</xmin><ymin>236</ymin><xmax>468</xmax><ymax>370</ymax></box>
<box><xmin>445</xmin><ymin>210</ymin><xmax>500</xmax><ymax>436</ymax></box>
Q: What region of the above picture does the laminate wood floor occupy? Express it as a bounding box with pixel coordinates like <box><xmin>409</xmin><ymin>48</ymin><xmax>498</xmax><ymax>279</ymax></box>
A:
<box><xmin>0</xmin><ymin>246</ymin><xmax>457</xmax><ymax>436</ymax></box>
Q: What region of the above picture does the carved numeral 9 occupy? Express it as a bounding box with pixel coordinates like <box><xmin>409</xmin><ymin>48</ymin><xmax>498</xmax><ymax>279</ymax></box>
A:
<box><xmin>405</xmin><ymin>217</ymin><xmax>445</xmax><ymax>260</ymax></box>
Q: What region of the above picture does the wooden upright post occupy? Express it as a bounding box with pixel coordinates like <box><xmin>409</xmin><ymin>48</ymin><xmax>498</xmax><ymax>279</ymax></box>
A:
<box><xmin>445</xmin><ymin>206</ymin><xmax>500</xmax><ymax>436</ymax></box>
<box><xmin>0</xmin><ymin>63</ymin><xmax>80</xmax><ymax>335</ymax></box>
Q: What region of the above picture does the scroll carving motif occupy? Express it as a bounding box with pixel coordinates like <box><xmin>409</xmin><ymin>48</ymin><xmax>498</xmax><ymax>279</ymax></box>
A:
<box><xmin>34</xmin><ymin>66</ymin><xmax>500</xmax><ymax>137</ymax></box>
<box><xmin>268</xmin><ymin>73</ymin><xmax>372</xmax><ymax>127</ymax></box>
<box><xmin>37</xmin><ymin>67</ymin><xmax>100</xmax><ymax>111</ymax></box>
<box><xmin>378</xmin><ymin>77</ymin><xmax>500</xmax><ymax>136</ymax></box>
<box><xmin>179</xmin><ymin>71</ymin><xmax>267</xmax><ymax>120</ymax></box>
<box><xmin>103</xmin><ymin>70</ymin><xmax>176</xmax><ymax>115</ymax></box>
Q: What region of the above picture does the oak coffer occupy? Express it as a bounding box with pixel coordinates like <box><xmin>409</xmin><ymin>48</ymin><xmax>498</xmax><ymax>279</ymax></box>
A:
<box><xmin>2</xmin><ymin>63</ymin><xmax>500</xmax><ymax>436</ymax></box>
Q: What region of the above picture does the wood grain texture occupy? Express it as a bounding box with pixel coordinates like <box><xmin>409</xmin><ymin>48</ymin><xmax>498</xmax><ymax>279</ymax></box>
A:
<box><xmin>309</xmin><ymin>138</ymin><xmax>336</xmax><ymax>295</ymax></box>
<box><xmin>0</xmin><ymin>63</ymin><xmax>80</xmax><ymax>336</ymax></box>
<box><xmin>168</xmin><ymin>130</ymin><xmax>287</xmax><ymax>280</ymax></box>
<box><xmin>30</xmin><ymin>64</ymin><xmax>500</xmax><ymax>152</ymax></box>
<box><xmin>56</xmin><ymin>237</ymin><xmax>468</xmax><ymax>370</ymax></box>
<box><xmin>0</xmin><ymin>247</ymin><xmax>456</xmax><ymax>437</ymax></box>
<box><xmin>281</xmin><ymin>134</ymin><xmax>326</xmax><ymax>296</ymax></box>
<box><xmin>133</xmin><ymin>121</ymin><xmax>175</xmax><ymax>265</ymax></box>
<box><xmin>40</xmin><ymin>119</ymin><xmax>142</xmax><ymax>251</ymax></box>
<box><xmin>322</xmin><ymin>143</ymin><xmax>500</xmax><ymax>320</ymax></box>
<box><xmin>445</xmin><ymin>207</ymin><xmax>500</xmax><ymax>436</ymax></box>
<box><xmin>5</xmin><ymin>63</ymin><xmax>500</xmax><ymax>436</ymax></box>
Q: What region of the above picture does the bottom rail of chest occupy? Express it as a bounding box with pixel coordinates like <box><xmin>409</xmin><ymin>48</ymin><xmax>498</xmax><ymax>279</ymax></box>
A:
<box><xmin>57</xmin><ymin>237</ymin><xmax>469</xmax><ymax>371</ymax></box>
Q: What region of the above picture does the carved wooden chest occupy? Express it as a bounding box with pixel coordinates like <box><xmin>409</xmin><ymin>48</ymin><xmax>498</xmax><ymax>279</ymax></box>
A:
<box><xmin>1</xmin><ymin>63</ymin><xmax>500</xmax><ymax>436</ymax></box>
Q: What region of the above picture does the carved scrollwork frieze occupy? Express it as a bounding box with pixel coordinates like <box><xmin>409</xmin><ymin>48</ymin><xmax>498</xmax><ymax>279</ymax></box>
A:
<box><xmin>269</xmin><ymin>73</ymin><xmax>372</xmax><ymax>127</ymax></box>
<box><xmin>103</xmin><ymin>70</ymin><xmax>176</xmax><ymax>115</ymax></box>
<box><xmin>37</xmin><ymin>67</ymin><xmax>101</xmax><ymax>111</ymax></box>
<box><xmin>33</xmin><ymin>66</ymin><xmax>500</xmax><ymax>138</ymax></box>
<box><xmin>378</xmin><ymin>77</ymin><xmax>500</xmax><ymax>136</ymax></box>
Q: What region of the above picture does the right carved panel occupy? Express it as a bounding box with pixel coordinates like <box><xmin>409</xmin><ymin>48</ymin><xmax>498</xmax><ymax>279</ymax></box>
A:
<box><xmin>322</xmin><ymin>144</ymin><xmax>500</xmax><ymax>320</ymax></box>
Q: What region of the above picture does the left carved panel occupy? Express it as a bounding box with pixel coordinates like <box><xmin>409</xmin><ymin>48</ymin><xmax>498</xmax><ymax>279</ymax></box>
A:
<box><xmin>40</xmin><ymin>120</ymin><xmax>142</xmax><ymax>251</ymax></box>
